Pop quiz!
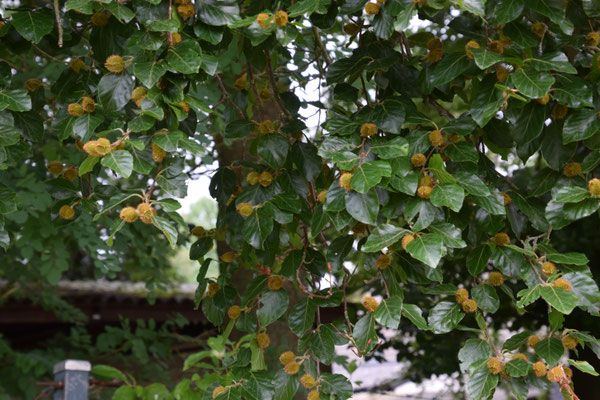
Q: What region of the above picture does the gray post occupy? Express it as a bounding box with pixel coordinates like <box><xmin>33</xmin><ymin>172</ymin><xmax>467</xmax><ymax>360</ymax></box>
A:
<box><xmin>52</xmin><ymin>360</ymin><xmax>91</xmax><ymax>400</ymax></box>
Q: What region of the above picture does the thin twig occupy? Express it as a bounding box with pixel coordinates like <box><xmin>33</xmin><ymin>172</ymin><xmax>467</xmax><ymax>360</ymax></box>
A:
<box><xmin>53</xmin><ymin>0</ymin><xmax>63</xmax><ymax>48</ymax></box>
<box><xmin>264</xmin><ymin>49</ymin><xmax>291</xmax><ymax>118</ymax></box>
<box><xmin>312</xmin><ymin>26</ymin><xmax>332</xmax><ymax>65</ymax></box>
<box><xmin>215</xmin><ymin>74</ymin><xmax>246</xmax><ymax>119</ymax></box>
<box><xmin>247</xmin><ymin>63</ymin><xmax>264</xmax><ymax>119</ymax></box>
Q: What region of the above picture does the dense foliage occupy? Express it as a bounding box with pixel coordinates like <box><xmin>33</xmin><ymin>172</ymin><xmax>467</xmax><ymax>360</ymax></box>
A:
<box><xmin>1</xmin><ymin>0</ymin><xmax>600</xmax><ymax>398</ymax></box>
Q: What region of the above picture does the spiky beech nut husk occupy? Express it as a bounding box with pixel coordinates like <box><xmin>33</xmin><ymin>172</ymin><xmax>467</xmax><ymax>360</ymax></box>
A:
<box><xmin>258</xmin><ymin>120</ymin><xmax>275</xmax><ymax>135</ymax></box>
<box><xmin>137</xmin><ymin>203</ymin><xmax>155</xmax><ymax>224</ymax></box>
<box><xmin>343</xmin><ymin>23</ymin><xmax>359</xmax><ymax>35</ymax></box>
<box><xmin>59</xmin><ymin>205</ymin><xmax>75</xmax><ymax>220</ymax></box>
<box><xmin>502</xmin><ymin>192</ymin><xmax>512</xmax><ymax>206</ymax></box>
<box><xmin>105</xmin><ymin>55</ymin><xmax>126</xmax><ymax>74</ymax></box>
<box><xmin>564</xmin><ymin>367</ymin><xmax>573</xmax><ymax>379</ymax></box>
<box><xmin>207</xmin><ymin>282</ymin><xmax>220</xmax><ymax>297</ymax></box>
<box><xmin>402</xmin><ymin>234</ymin><xmax>414</xmax><ymax>251</ymax></box>
<box><xmin>95</xmin><ymin>138</ymin><xmax>112</xmax><ymax>156</ymax></box>
<box><xmin>70</xmin><ymin>58</ymin><xmax>87</xmax><ymax>73</ymax></box>
<box><xmin>496</xmin><ymin>66</ymin><xmax>509</xmax><ymax>82</ymax></box>
<box><xmin>279</xmin><ymin>351</ymin><xmax>295</xmax><ymax>365</ymax></box>
<box><xmin>360</xmin><ymin>123</ymin><xmax>377</xmax><ymax>137</ymax></box>
<box><xmin>83</xmin><ymin>141</ymin><xmax>99</xmax><ymax>156</ymax></box>
<box><xmin>237</xmin><ymin>202</ymin><xmax>254</xmax><ymax>217</ymax></box>
<box><xmin>24</xmin><ymin>78</ymin><xmax>42</xmax><ymax>92</ymax></box>
<box><xmin>284</xmin><ymin>361</ymin><xmax>300</xmax><ymax>375</ymax></box>
<box><xmin>131</xmin><ymin>86</ymin><xmax>147</xmax><ymax>103</ymax></box>
<box><xmin>256</xmin><ymin>13</ymin><xmax>270</xmax><ymax>29</ymax></box>
<box><xmin>541</xmin><ymin>261</ymin><xmax>557</xmax><ymax>276</ymax></box>
<box><xmin>552</xmin><ymin>103</ymin><xmax>568</xmax><ymax>120</ymax></box>
<box><xmin>308</xmin><ymin>390</ymin><xmax>320</xmax><ymax>400</ymax></box>
<box><xmin>455</xmin><ymin>288</ymin><xmax>469</xmax><ymax>304</ymax></box>
<box><xmin>212</xmin><ymin>386</ymin><xmax>228</xmax><ymax>399</ymax></box>
<box><xmin>352</xmin><ymin>222</ymin><xmax>367</xmax><ymax>235</ymax></box>
<box><xmin>462</xmin><ymin>298</ymin><xmax>478</xmax><ymax>313</ymax></box>
<box><xmin>536</xmin><ymin>93</ymin><xmax>550</xmax><ymax>105</ymax></box>
<box><xmin>234</xmin><ymin>73</ymin><xmax>247</xmax><ymax>91</ymax></box>
<box><xmin>317</xmin><ymin>190</ymin><xmax>327</xmax><ymax>204</ymax></box>
<box><xmin>587</xmin><ymin>31</ymin><xmax>600</xmax><ymax>47</ymax></box>
<box><xmin>527</xmin><ymin>335</ymin><xmax>541</xmax><ymax>349</ymax></box>
<box><xmin>81</xmin><ymin>97</ymin><xmax>96</xmax><ymax>113</ymax></box>
<box><xmin>177</xmin><ymin>4</ymin><xmax>195</xmax><ymax>19</ymax></box>
<box><xmin>243</xmin><ymin>172</ymin><xmax>258</xmax><ymax>186</ymax></box>
<box><xmin>227</xmin><ymin>305</ymin><xmax>241</xmax><ymax>319</ymax></box>
<box><xmin>547</xmin><ymin>366</ymin><xmax>565</xmax><ymax>383</ymax></box>
<box><xmin>176</xmin><ymin>100</ymin><xmax>190</xmax><ymax>112</ymax></box>
<box><xmin>588</xmin><ymin>178</ymin><xmax>600</xmax><ymax>197</ymax></box>
<box><xmin>562</xmin><ymin>161</ymin><xmax>581</xmax><ymax>178</ymax></box>
<box><xmin>221</xmin><ymin>252</ymin><xmax>236</xmax><ymax>263</ymax></box>
<box><xmin>512</xmin><ymin>353</ymin><xmax>528</xmax><ymax>362</ymax></box>
<box><xmin>362</xmin><ymin>296</ymin><xmax>379</xmax><ymax>312</ymax></box>
<box><xmin>259</xmin><ymin>87</ymin><xmax>271</xmax><ymax>101</ymax></box>
<box><xmin>429</xmin><ymin>129</ymin><xmax>444</xmax><ymax>147</ymax></box>
<box><xmin>191</xmin><ymin>226</ymin><xmax>206</xmax><ymax>237</ymax></box>
<box><xmin>47</xmin><ymin>160</ymin><xmax>64</xmax><ymax>175</ymax></box>
<box><xmin>417</xmin><ymin>185</ymin><xmax>432</xmax><ymax>199</ymax></box>
<box><xmin>419</xmin><ymin>175</ymin><xmax>434</xmax><ymax>187</ymax></box>
<box><xmin>554</xmin><ymin>278</ymin><xmax>572</xmax><ymax>292</ymax></box>
<box><xmin>364</xmin><ymin>2</ymin><xmax>380</xmax><ymax>14</ymax></box>
<box><xmin>91</xmin><ymin>11</ymin><xmax>111</xmax><ymax>27</ymax></box>
<box><xmin>376</xmin><ymin>254</ymin><xmax>391</xmax><ymax>270</ymax></box>
<box><xmin>339</xmin><ymin>172</ymin><xmax>353</xmax><ymax>191</ymax></box>
<box><xmin>268</xmin><ymin>276</ymin><xmax>284</xmax><ymax>291</ymax></box>
<box><xmin>562</xmin><ymin>335</ymin><xmax>579</xmax><ymax>350</ymax></box>
<box><xmin>300</xmin><ymin>373</ymin><xmax>316</xmax><ymax>389</ymax></box>
<box><xmin>427</xmin><ymin>37</ymin><xmax>442</xmax><ymax>50</ymax></box>
<box><xmin>259</xmin><ymin>171</ymin><xmax>273</xmax><ymax>187</ymax></box>
<box><xmin>274</xmin><ymin>10</ymin><xmax>288</xmax><ymax>27</ymax></box>
<box><xmin>493</xmin><ymin>232</ymin><xmax>510</xmax><ymax>246</ymax></box>
<box><xmin>487</xmin><ymin>357</ymin><xmax>503</xmax><ymax>375</ymax></box>
<box><xmin>152</xmin><ymin>142</ymin><xmax>167</xmax><ymax>163</ymax></box>
<box><xmin>531</xmin><ymin>22</ymin><xmax>546</xmax><ymax>38</ymax></box>
<box><xmin>61</xmin><ymin>167</ymin><xmax>78</xmax><ymax>182</ymax></box>
<box><xmin>119</xmin><ymin>207</ymin><xmax>138</xmax><ymax>223</ymax></box>
<box><xmin>465</xmin><ymin>40</ymin><xmax>480</xmax><ymax>59</ymax></box>
<box><xmin>426</xmin><ymin>48</ymin><xmax>443</xmax><ymax>63</ymax></box>
<box><xmin>533</xmin><ymin>361</ymin><xmax>547</xmax><ymax>377</ymax></box>
<box><xmin>171</xmin><ymin>32</ymin><xmax>182</xmax><ymax>44</ymax></box>
<box><xmin>68</xmin><ymin>103</ymin><xmax>84</xmax><ymax>117</ymax></box>
<box><xmin>411</xmin><ymin>153</ymin><xmax>427</xmax><ymax>167</ymax></box>
<box><xmin>489</xmin><ymin>40</ymin><xmax>504</xmax><ymax>54</ymax></box>
<box><xmin>488</xmin><ymin>271</ymin><xmax>504</xmax><ymax>287</ymax></box>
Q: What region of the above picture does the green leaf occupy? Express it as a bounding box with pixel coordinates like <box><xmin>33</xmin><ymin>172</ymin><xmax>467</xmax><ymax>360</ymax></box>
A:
<box><xmin>510</xmin><ymin>68</ymin><xmax>555</xmax><ymax>99</ymax></box>
<box><xmin>470</xmin><ymin>48</ymin><xmax>504</xmax><ymax>69</ymax></box>
<box><xmin>430</xmin><ymin>183</ymin><xmax>464</xmax><ymax>212</ymax></box>
<box><xmin>345</xmin><ymin>190</ymin><xmax>378</xmax><ymax>225</ymax></box>
<box><xmin>404</xmin><ymin>199</ymin><xmax>437</xmax><ymax>231</ymax></box>
<box><xmin>428</xmin><ymin>154</ymin><xmax>457</xmax><ymax>183</ymax></box>
<box><xmin>370</xmin><ymin>136</ymin><xmax>408</xmax><ymax>159</ymax></box>
<box><xmin>11</xmin><ymin>10</ymin><xmax>54</xmax><ymax>43</ymax></box>
<box><xmin>242</xmin><ymin>207</ymin><xmax>274</xmax><ymax>249</ymax></box>
<box><xmin>468</xmin><ymin>363</ymin><xmax>499</xmax><ymax>400</ymax></box>
<box><xmin>100</xmin><ymin>150</ymin><xmax>134</xmax><ymax>178</ymax></box>
<box><xmin>257</xmin><ymin>134</ymin><xmax>289</xmax><ymax>169</ymax></box>
<box><xmin>0</xmin><ymin>89</ymin><xmax>32</xmax><ymax>112</ymax></box>
<box><xmin>553</xmin><ymin>74</ymin><xmax>594</xmax><ymax>108</ymax></box>
<box><xmin>503</xmin><ymin>330</ymin><xmax>531</xmax><ymax>351</ymax></box>
<box><xmin>374</xmin><ymin>295</ymin><xmax>403</xmax><ymax>329</ymax></box>
<box><xmin>65</xmin><ymin>0</ymin><xmax>94</xmax><ymax>14</ymax></box>
<box><xmin>539</xmin><ymin>285</ymin><xmax>579</xmax><ymax>314</ymax></box>
<box><xmin>369</xmin><ymin>98</ymin><xmax>406</xmax><ymax>134</ymax></box>
<box><xmin>288</xmin><ymin>0</ymin><xmax>320</xmax><ymax>17</ymax></box>
<box><xmin>133</xmin><ymin>61</ymin><xmax>166</xmax><ymax>89</ymax></box>
<box><xmin>240</xmin><ymin>275</ymin><xmax>269</xmax><ymax>306</ymax></box>
<box><xmin>554</xmin><ymin>186</ymin><xmax>590</xmax><ymax>203</ymax></box>
<box><xmin>79</xmin><ymin>156</ymin><xmax>99</xmax><ymax>176</ymax></box>
<box><xmin>569</xmin><ymin>360</ymin><xmax>599</xmax><ymax>376</ymax></box>
<box><xmin>353</xmin><ymin>313</ymin><xmax>377</xmax><ymax>350</ymax></box>
<box><xmin>467</xmin><ymin>245</ymin><xmax>492</xmax><ymax>276</ymax></box>
<box><xmin>288</xmin><ymin>298</ymin><xmax>316</xmax><ymax>336</ymax></box>
<box><xmin>320</xmin><ymin>374</ymin><xmax>353</xmax><ymax>399</ymax></box>
<box><xmin>153</xmin><ymin>130</ymin><xmax>183</xmax><ymax>152</ymax></box>
<box><xmin>273</xmin><ymin>370</ymin><xmax>299</xmax><ymax>400</ymax></box>
<box><xmin>91</xmin><ymin>364</ymin><xmax>129</xmax><ymax>383</ymax></box>
<box><xmin>372</xmin><ymin>10</ymin><xmax>394</xmax><ymax>40</ymax></box>
<box><xmin>98</xmin><ymin>73</ymin><xmax>134</xmax><ymax>114</ymax></box>
<box><xmin>459</xmin><ymin>339</ymin><xmax>491</xmax><ymax>372</ymax></box>
<box><xmin>535</xmin><ymin>337</ymin><xmax>564</xmax><ymax>366</ymax></box>
<box><xmin>147</xmin><ymin>19</ymin><xmax>181</xmax><ymax>32</ymax></box>
<box><xmin>428</xmin><ymin>301</ymin><xmax>464</xmax><ymax>334</ymax></box>
<box><xmin>471</xmin><ymin>75</ymin><xmax>504</xmax><ymax>127</ymax></box>
<box><xmin>256</xmin><ymin>290</ymin><xmax>289</xmax><ymax>327</ymax></box>
<box><xmin>73</xmin><ymin>113</ymin><xmax>104</xmax><ymax>141</ymax></box>
<box><xmin>445</xmin><ymin>142</ymin><xmax>479</xmax><ymax>163</ymax></box>
<box><xmin>151</xmin><ymin>216</ymin><xmax>178</xmax><ymax>248</ymax></box>
<box><xmin>166</xmin><ymin>41</ymin><xmax>202</xmax><ymax>74</ymax></box>
<box><xmin>430</xmin><ymin>53</ymin><xmax>471</xmax><ymax>86</ymax></box>
<box><xmin>303</xmin><ymin>328</ymin><xmax>335</xmax><ymax>365</ymax></box>
<box><xmin>428</xmin><ymin>222</ymin><xmax>466</xmax><ymax>249</ymax></box>
<box><xmin>494</xmin><ymin>0</ymin><xmax>525</xmax><ymax>23</ymax></box>
<box><xmin>402</xmin><ymin>303</ymin><xmax>429</xmax><ymax>330</ymax></box>
<box><xmin>505</xmin><ymin>359</ymin><xmax>528</xmax><ymax>377</ymax></box>
<box><xmin>525</xmin><ymin>52</ymin><xmax>576</xmax><ymax>74</ymax></box>
<box><xmin>104</xmin><ymin>2</ymin><xmax>135</xmax><ymax>23</ymax></box>
<box><xmin>472</xmin><ymin>284</ymin><xmax>500</xmax><ymax>313</ymax></box>
<box><xmin>454</xmin><ymin>171</ymin><xmax>490</xmax><ymax>196</ymax></box>
<box><xmin>197</xmin><ymin>1</ymin><xmax>240</xmax><ymax>26</ymax></box>
<box><xmin>351</xmin><ymin>161</ymin><xmax>392</xmax><ymax>193</ymax></box>
<box><xmin>513</xmin><ymin>102</ymin><xmax>546</xmax><ymax>145</ymax></box>
<box><xmin>406</xmin><ymin>233</ymin><xmax>444</xmax><ymax>268</ymax></box>
<box><xmin>563</xmin><ymin>108</ymin><xmax>600</xmax><ymax>144</ymax></box>
<box><xmin>189</xmin><ymin>237</ymin><xmax>213</xmax><ymax>260</ymax></box>
<box><xmin>363</xmin><ymin>224</ymin><xmax>409</xmax><ymax>252</ymax></box>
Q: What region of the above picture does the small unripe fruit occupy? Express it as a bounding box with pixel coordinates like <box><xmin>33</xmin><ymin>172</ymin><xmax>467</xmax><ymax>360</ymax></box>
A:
<box><xmin>426</xmin><ymin>48</ymin><xmax>443</xmax><ymax>63</ymax></box>
<box><xmin>220</xmin><ymin>252</ymin><xmax>236</xmax><ymax>263</ymax></box>
<box><xmin>419</xmin><ymin>175</ymin><xmax>434</xmax><ymax>187</ymax></box>
<box><xmin>120</xmin><ymin>207</ymin><xmax>138</xmax><ymax>223</ymax></box>
<box><xmin>464</xmin><ymin>40</ymin><xmax>480</xmax><ymax>59</ymax></box>
<box><xmin>562</xmin><ymin>335</ymin><xmax>579</xmax><ymax>350</ymax></box>
<box><xmin>274</xmin><ymin>10</ymin><xmax>288</xmax><ymax>27</ymax></box>
<box><xmin>563</xmin><ymin>162</ymin><xmax>581</xmax><ymax>178</ymax></box>
<box><xmin>256</xmin><ymin>13</ymin><xmax>270</xmax><ymax>29</ymax></box>
<box><xmin>360</xmin><ymin>123</ymin><xmax>377</xmax><ymax>137</ymax></box>
<box><xmin>237</xmin><ymin>202</ymin><xmax>253</xmax><ymax>217</ymax></box>
<box><xmin>259</xmin><ymin>171</ymin><xmax>273</xmax><ymax>187</ymax></box>
<box><xmin>343</xmin><ymin>23</ymin><xmax>359</xmax><ymax>35</ymax></box>
<box><xmin>586</xmin><ymin>31</ymin><xmax>600</xmax><ymax>47</ymax></box>
<box><xmin>527</xmin><ymin>335</ymin><xmax>541</xmax><ymax>349</ymax></box>
<box><xmin>564</xmin><ymin>367</ymin><xmax>573</xmax><ymax>380</ymax></box>
<box><xmin>411</xmin><ymin>153</ymin><xmax>427</xmax><ymax>167</ymax></box>
<box><xmin>212</xmin><ymin>386</ymin><xmax>228</xmax><ymax>399</ymax></box>
<box><xmin>259</xmin><ymin>87</ymin><xmax>271</xmax><ymax>101</ymax></box>
<box><xmin>228</xmin><ymin>305</ymin><xmax>241</xmax><ymax>319</ymax></box>
<box><xmin>24</xmin><ymin>78</ymin><xmax>42</xmax><ymax>92</ymax></box>
<box><xmin>171</xmin><ymin>32</ymin><xmax>182</xmax><ymax>44</ymax></box>
<box><xmin>83</xmin><ymin>141</ymin><xmax>98</xmax><ymax>156</ymax></box>
<box><xmin>246</xmin><ymin>172</ymin><xmax>259</xmax><ymax>186</ymax></box>
<box><xmin>488</xmin><ymin>271</ymin><xmax>504</xmax><ymax>287</ymax></box>
<box><xmin>502</xmin><ymin>192</ymin><xmax>511</xmax><ymax>206</ymax></box>
<box><xmin>339</xmin><ymin>172</ymin><xmax>353</xmax><ymax>191</ymax></box>
<box><xmin>258</xmin><ymin>120</ymin><xmax>275</xmax><ymax>135</ymax></box>
<box><xmin>364</xmin><ymin>2</ymin><xmax>380</xmax><ymax>15</ymax></box>
<box><xmin>588</xmin><ymin>178</ymin><xmax>600</xmax><ymax>197</ymax></box>
<box><xmin>512</xmin><ymin>353</ymin><xmax>528</xmax><ymax>362</ymax></box>
<box><xmin>59</xmin><ymin>205</ymin><xmax>75</xmax><ymax>220</ymax></box>
<box><xmin>234</xmin><ymin>73</ymin><xmax>247</xmax><ymax>91</ymax></box>
<box><xmin>427</xmin><ymin>37</ymin><xmax>442</xmax><ymax>50</ymax></box>
<box><xmin>455</xmin><ymin>288</ymin><xmax>469</xmax><ymax>304</ymax></box>
<box><xmin>68</xmin><ymin>103</ymin><xmax>84</xmax><ymax>117</ymax></box>
<box><xmin>487</xmin><ymin>357</ymin><xmax>503</xmax><ymax>375</ymax></box>
<box><xmin>533</xmin><ymin>361</ymin><xmax>547</xmax><ymax>377</ymax></box>
<box><xmin>547</xmin><ymin>366</ymin><xmax>565</xmax><ymax>383</ymax></box>
<box><xmin>61</xmin><ymin>167</ymin><xmax>78</xmax><ymax>182</ymax></box>
<box><xmin>554</xmin><ymin>278</ymin><xmax>572</xmax><ymax>292</ymax></box>
<box><xmin>496</xmin><ymin>66</ymin><xmax>509</xmax><ymax>82</ymax></box>
<box><xmin>362</xmin><ymin>296</ymin><xmax>379</xmax><ymax>312</ymax></box>
<box><xmin>191</xmin><ymin>226</ymin><xmax>206</xmax><ymax>237</ymax></box>
<box><xmin>284</xmin><ymin>361</ymin><xmax>300</xmax><ymax>375</ymax></box>
<box><xmin>417</xmin><ymin>185</ymin><xmax>432</xmax><ymax>199</ymax></box>
<box><xmin>257</xmin><ymin>332</ymin><xmax>270</xmax><ymax>348</ymax></box>
<box><xmin>541</xmin><ymin>261</ymin><xmax>557</xmax><ymax>276</ymax></box>
<box><xmin>95</xmin><ymin>138</ymin><xmax>112</xmax><ymax>156</ymax></box>
<box><xmin>177</xmin><ymin>4</ymin><xmax>195</xmax><ymax>19</ymax></box>
<box><xmin>91</xmin><ymin>11</ymin><xmax>111</xmax><ymax>27</ymax></box>
<box><xmin>279</xmin><ymin>351</ymin><xmax>295</xmax><ymax>365</ymax></box>
<box><xmin>531</xmin><ymin>22</ymin><xmax>546</xmax><ymax>38</ymax></box>
<box><xmin>300</xmin><ymin>374</ymin><xmax>316</xmax><ymax>389</ymax></box>
<box><xmin>70</xmin><ymin>58</ymin><xmax>87</xmax><ymax>73</ymax></box>
<box><xmin>105</xmin><ymin>55</ymin><xmax>126</xmax><ymax>74</ymax></box>
<box><xmin>429</xmin><ymin>130</ymin><xmax>444</xmax><ymax>147</ymax></box>
<box><xmin>401</xmin><ymin>234</ymin><xmax>414</xmax><ymax>251</ymax></box>
<box><xmin>47</xmin><ymin>160</ymin><xmax>64</xmax><ymax>175</ymax></box>
<box><xmin>308</xmin><ymin>390</ymin><xmax>319</xmax><ymax>400</ymax></box>
<box><xmin>81</xmin><ymin>97</ymin><xmax>95</xmax><ymax>113</ymax></box>
<box><xmin>552</xmin><ymin>103</ymin><xmax>568</xmax><ymax>120</ymax></box>
<box><xmin>489</xmin><ymin>40</ymin><xmax>504</xmax><ymax>54</ymax></box>
<box><xmin>207</xmin><ymin>282</ymin><xmax>220</xmax><ymax>297</ymax></box>
<box><xmin>317</xmin><ymin>190</ymin><xmax>327</xmax><ymax>204</ymax></box>
<box><xmin>493</xmin><ymin>232</ymin><xmax>510</xmax><ymax>246</ymax></box>
<box><xmin>376</xmin><ymin>254</ymin><xmax>391</xmax><ymax>270</ymax></box>
<box><xmin>131</xmin><ymin>86</ymin><xmax>147</xmax><ymax>105</ymax></box>
<box><xmin>462</xmin><ymin>298</ymin><xmax>478</xmax><ymax>313</ymax></box>
<box><xmin>268</xmin><ymin>276</ymin><xmax>284</xmax><ymax>291</ymax></box>
<box><xmin>137</xmin><ymin>203</ymin><xmax>155</xmax><ymax>224</ymax></box>
<box><xmin>152</xmin><ymin>143</ymin><xmax>167</xmax><ymax>162</ymax></box>
<box><xmin>536</xmin><ymin>93</ymin><xmax>550</xmax><ymax>105</ymax></box>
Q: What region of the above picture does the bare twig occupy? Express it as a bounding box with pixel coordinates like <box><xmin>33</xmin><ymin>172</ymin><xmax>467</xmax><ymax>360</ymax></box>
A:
<box><xmin>312</xmin><ymin>26</ymin><xmax>332</xmax><ymax>65</ymax></box>
<box><xmin>215</xmin><ymin>74</ymin><xmax>247</xmax><ymax>119</ymax></box>
<box><xmin>53</xmin><ymin>0</ymin><xmax>63</xmax><ymax>48</ymax></box>
<box><xmin>264</xmin><ymin>49</ymin><xmax>291</xmax><ymax>118</ymax></box>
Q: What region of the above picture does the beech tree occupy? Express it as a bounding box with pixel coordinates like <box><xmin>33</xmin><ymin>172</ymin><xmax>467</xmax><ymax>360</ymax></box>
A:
<box><xmin>1</xmin><ymin>0</ymin><xmax>600</xmax><ymax>399</ymax></box>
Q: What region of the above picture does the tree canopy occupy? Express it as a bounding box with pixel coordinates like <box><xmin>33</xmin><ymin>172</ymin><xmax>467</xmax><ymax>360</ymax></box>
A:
<box><xmin>1</xmin><ymin>0</ymin><xmax>600</xmax><ymax>399</ymax></box>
